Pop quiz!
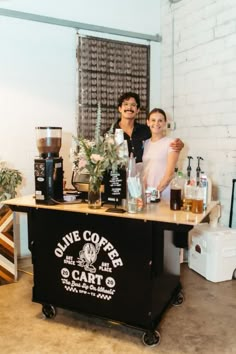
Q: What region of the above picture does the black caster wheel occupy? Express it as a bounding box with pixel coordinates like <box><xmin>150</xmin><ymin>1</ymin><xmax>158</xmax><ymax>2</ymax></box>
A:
<box><xmin>142</xmin><ymin>330</ymin><xmax>161</xmax><ymax>347</ymax></box>
<box><xmin>42</xmin><ymin>304</ymin><xmax>57</xmax><ymax>319</ymax></box>
<box><xmin>173</xmin><ymin>291</ymin><xmax>184</xmax><ymax>306</ymax></box>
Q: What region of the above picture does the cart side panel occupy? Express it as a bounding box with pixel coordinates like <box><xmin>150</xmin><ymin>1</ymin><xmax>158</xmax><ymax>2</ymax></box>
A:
<box><xmin>30</xmin><ymin>209</ymin><xmax>154</xmax><ymax>329</ymax></box>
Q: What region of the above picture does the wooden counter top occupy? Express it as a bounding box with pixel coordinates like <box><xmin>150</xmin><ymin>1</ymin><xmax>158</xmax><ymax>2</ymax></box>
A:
<box><xmin>5</xmin><ymin>195</ymin><xmax>219</xmax><ymax>226</ymax></box>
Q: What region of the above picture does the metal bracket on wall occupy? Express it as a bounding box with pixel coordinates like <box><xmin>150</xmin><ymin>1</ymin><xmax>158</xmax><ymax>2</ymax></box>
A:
<box><xmin>0</xmin><ymin>8</ymin><xmax>162</xmax><ymax>43</ymax></box>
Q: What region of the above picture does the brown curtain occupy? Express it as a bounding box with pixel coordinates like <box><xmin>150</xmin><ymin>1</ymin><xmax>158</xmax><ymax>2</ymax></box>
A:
<box><xmin>76</xmin><ymin>35</ymin><xmax>150</xmax><ymax>139</ymax></box>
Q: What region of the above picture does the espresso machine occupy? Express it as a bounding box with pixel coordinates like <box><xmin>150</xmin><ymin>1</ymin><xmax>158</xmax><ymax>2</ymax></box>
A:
<box><xmin>34</xmin><ymin>127</ymin><xmax>63</xmax><ymax>205</ymax></box>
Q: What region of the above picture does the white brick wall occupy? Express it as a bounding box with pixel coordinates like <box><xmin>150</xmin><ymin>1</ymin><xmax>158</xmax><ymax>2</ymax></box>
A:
<box><xmin>161</xmin><ymin>0</ymin><xmax>236</xmax><ymax>226</ymax></box>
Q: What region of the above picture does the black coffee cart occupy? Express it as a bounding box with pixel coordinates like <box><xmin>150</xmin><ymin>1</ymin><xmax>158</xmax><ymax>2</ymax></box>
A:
<box><xmin>6</xmin><ymin>196</ymin><xmax>218</xmax><ymax>346</ymax></box>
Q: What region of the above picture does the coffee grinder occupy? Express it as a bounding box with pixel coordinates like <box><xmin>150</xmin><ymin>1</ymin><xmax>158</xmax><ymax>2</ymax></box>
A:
<box><xmin>34</xmin><ymin>127</ymin><xmax>63</xmax><ymax>205</ymax></box>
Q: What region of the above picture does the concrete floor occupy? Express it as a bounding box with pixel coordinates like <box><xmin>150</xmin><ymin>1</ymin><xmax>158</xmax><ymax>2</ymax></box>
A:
<box><xmin>0</xmin><ymin>259</ymin><xmax>236</xmax><ymax>354</ymax></box>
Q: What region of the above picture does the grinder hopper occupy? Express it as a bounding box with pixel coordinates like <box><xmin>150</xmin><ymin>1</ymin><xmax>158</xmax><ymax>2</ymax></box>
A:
<box><xmin>35</xmin><ymin>126</ymin><xmax>62</xmax><ymax>158</ymax></box>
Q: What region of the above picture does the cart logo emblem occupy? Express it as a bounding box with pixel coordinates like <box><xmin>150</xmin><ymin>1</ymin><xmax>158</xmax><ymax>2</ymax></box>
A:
<box><xmin>55</xmin><ymin>229</ymin><xmax>124</xmax><ymax>302</ymax></box>
<box><xmin>76</xmin><ymin>242</ymin><xmax>100</xmax><ymax>273</ymax></box>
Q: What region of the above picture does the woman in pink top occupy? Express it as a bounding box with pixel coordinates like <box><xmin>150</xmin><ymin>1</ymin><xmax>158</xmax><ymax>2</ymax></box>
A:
<box><xmin>142</xmin><ymin>108</ymin><xmax>180</xmax><ymax>201</ymax></box>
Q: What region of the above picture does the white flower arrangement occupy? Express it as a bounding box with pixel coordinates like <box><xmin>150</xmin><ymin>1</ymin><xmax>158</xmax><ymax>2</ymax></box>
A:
<box><xmin>72</xmin><ymin>103</ymin><xmax>127</xmax><ymax>192</ymax></box>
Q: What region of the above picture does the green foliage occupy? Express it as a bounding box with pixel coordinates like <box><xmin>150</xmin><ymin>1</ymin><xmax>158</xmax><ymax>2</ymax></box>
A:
<box><xmin>0</xmin><ymin>166</ymin><xmax>22</xmax><ymax>201</ymax></box>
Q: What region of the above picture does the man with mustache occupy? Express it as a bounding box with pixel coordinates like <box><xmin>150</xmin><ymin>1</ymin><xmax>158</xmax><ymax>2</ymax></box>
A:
<box><xmin>112</xmin><ymin>92</ymin><xmax>184</xmax><ymax>163</ymax></box>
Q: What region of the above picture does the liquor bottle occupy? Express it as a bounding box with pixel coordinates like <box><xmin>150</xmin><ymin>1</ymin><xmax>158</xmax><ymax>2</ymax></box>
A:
<box><xmin>170</xmin><ymin>168</ymin><xmax>182</xmax><ymax>210</ymax></box>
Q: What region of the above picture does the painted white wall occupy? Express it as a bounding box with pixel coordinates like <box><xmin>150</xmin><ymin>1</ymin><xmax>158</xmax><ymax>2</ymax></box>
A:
<box><xmin>0</xmin><ymin>16</ymin><xmax>76</xmax><ymax>192</ymax></box>
<box><xmin>161</xmin><ymin>0</ymin><xmax>236</xmax><ymax>226</ymax></box>
<box><xmin>0</xmin><ymin>1</ymin><xmax>161</xmax><ymax>256</ymax></box>
<box><xmin>0</xmin><ymin>0</ymin><xmax>160</xmax><ymax>34</ymax></box>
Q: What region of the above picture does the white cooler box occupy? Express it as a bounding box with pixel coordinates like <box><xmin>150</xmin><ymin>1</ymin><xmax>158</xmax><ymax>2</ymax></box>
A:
<box><xmin>188</xmin><ymin>223</ymin><xmax>236</xmax><ymax>282</ymax></box>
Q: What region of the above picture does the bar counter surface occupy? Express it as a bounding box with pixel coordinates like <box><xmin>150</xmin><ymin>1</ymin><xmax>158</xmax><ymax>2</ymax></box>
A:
<box><xmin>5</xmin><ymin>196</ymin><xmax>219</xmax><ymax>346</ymax></box>
<box><xmin>6</xmin><ymin>195</ymin><xmax>218</xmax><ymax>225</ymax></box>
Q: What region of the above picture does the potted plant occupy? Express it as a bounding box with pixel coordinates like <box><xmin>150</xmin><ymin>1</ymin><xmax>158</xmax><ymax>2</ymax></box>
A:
<box><xmin>0</xmin><ymin>161</ymin><xmax>22</xmax><ymax>202</ymax></box>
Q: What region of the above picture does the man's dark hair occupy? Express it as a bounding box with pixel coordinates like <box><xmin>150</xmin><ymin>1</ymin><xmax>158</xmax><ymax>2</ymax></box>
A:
<box><xmin>117</xmin><ymin>92</ymin><xmax>141</xmax><ymax>109</ymax></box>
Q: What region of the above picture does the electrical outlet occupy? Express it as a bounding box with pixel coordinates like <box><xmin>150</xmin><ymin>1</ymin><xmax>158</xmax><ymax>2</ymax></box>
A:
<box><xmin>167</xmin><ymin>121</ymin><xmax>176</xmax><ymax>131</ymax></box>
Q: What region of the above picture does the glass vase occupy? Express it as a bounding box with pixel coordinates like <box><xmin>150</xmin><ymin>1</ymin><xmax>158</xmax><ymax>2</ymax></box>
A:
<box><xmin>88</xmin><ymin>176</ymin><xmax>102</xmax><ymax>209</ymax></box>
